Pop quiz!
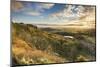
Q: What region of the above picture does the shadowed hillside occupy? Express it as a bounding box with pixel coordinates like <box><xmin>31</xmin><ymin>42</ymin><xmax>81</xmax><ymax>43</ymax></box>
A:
<box><xmin>12</xmin><ymin>22</ymin><xmax>96</xmax><ymax>66</ymax></box>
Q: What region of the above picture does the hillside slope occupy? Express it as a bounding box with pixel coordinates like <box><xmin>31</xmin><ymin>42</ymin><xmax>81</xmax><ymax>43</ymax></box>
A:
<box><xmin>12</xmin><ymin>23</ymin><xmax>95</xmax><ymax>66</ymax></box>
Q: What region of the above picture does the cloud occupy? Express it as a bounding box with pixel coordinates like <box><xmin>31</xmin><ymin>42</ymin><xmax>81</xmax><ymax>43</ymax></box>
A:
<box><xmin>24</xmin><ymin>3</ymin><xmax>54</xmax><ymax>16</ymax></box>
<box><xmin>41</xmin><ymin>3</ymin><xmax>55</xmax><ymax>9</ymax></box>
<box><xmin>49</xmin><ymin>5</ymin><xmax>79</xmax><ymax>22</ymax></box>
<box><xmin>11</xmin><ymin>0</ymin><xmax>24</xmax><ymax>12</ymax></box>
<box><xmin>49</xmin><ymin>5</ymin><xmax>95</xmax><ymax>23</ymax></box>
<box><xmin>11</xmin><ymin>1</ymin><xmax>55</xmax><ymax>16</ymax></box>
<box><xmin>25</xmin><ymin>11</ymin><xmax>41</xmax><ymax>16</ymax></box>
<box><xmin>34</xmin><ymin>3</ymin><xmax>55</xmax><ymax>13</ymax></box>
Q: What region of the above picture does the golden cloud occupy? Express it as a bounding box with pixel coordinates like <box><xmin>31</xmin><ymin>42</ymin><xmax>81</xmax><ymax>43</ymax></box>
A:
<box><xmin>11</xmin><ymin>0</ymin><xmax>24</xmax><ymax>11</ymax></box>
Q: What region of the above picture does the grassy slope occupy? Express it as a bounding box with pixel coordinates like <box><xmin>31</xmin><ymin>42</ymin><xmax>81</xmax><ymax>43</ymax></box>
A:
<box><xmin>12</xmin><ymin>23</ymin><xmax>96</xmax><ymax>66</ymax></box>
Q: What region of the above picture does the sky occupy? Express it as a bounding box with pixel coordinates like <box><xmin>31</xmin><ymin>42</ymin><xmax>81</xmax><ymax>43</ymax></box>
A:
<box><xmin>11</xmin><ymin>1</ymin><xmax>95</xmax><ymax>24</ymax></box>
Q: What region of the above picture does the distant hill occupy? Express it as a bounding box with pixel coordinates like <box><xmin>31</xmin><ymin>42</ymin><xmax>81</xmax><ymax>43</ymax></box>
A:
<box><xmin>12</xmin><ymin>22</ymin><xmax>95</xmax><ymax>66</ymax></box>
